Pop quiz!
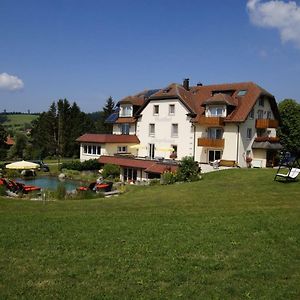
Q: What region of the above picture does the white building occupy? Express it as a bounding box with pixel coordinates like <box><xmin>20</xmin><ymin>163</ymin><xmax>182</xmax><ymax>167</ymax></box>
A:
<box><xmin>77</xmin><ymin>79</ymin><xmax>281</xmax><ymax>181</ymax></box>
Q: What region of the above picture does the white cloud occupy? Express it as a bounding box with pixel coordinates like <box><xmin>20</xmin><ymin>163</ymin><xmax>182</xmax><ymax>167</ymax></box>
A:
<box><xmin>0</xmin><ymin>72</ymin><xmax>24</xmax><ymax>91</ymax></box>
<box><xmin>247</xmin><ymin>0</ymin><xmax>300</xmax><ymax>48</ymax></box>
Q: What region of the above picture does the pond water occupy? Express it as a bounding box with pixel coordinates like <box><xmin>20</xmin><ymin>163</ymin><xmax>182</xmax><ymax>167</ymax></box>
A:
<box><xmin>16</xmin><ymin>176</ymin><xmax>82</xmax><ymax>192</ymax></box>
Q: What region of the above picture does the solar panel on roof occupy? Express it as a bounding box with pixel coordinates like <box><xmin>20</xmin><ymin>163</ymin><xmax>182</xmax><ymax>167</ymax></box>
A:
<box><xmin>105</xmin><ymin>108</ymin><xmax>119</xmax><ymax>123</ymax></box>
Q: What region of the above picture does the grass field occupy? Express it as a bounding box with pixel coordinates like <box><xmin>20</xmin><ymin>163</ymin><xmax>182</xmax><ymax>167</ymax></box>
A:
<box><xmin>2</xmin><ymin>114</ymin><xmax>39</xmax><ymax>132</ymax></box>
<box><xmin>0</xmin><ymin>168</ymin><xmax>299</xmax><ymax>299</ymax></box>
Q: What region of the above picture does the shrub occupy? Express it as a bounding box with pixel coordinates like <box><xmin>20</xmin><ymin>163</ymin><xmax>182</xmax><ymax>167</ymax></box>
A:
<box><xmin>0</xmin><ymin>185</ymin><xmax>7</xmax><ymax>196</ymax></box>
<box><xmin>102</xmin><ymin>164</ymin><xmax>120</xmax><ymax>179</ymax></box>
<box><xmin>60</xmin><ymin>159</ymin><xmax>100</xmax><ymax>171</ymax></box>
<box><xmin>161</xmin><ymin>171</ymin><xmax>177</xmax><ymax>185</ymax></box>
<box><xmin>177</xmin><ymin>156</ymin><xmax>201</xmax><ymax>182</ymax></box>
<box><xmin>149</xmin><ymin>179</ymin><xmax>160</xmax><ymax>186</ymax></box>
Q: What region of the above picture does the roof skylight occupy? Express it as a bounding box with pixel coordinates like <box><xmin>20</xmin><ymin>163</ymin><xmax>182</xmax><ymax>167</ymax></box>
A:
<box><xmin>237</xmin><ymin>90</ymin><xmax>247</xmax><ymax>96</ymax></box>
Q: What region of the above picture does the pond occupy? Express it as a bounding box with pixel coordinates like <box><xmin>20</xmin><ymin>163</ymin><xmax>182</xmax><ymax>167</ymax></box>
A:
<box><xmin>16</xmin><ymin>176</ymin><xmax>82</xmax><ymax>192</ymax></box>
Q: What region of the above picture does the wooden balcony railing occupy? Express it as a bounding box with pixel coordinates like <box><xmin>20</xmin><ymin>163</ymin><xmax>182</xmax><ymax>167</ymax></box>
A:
<box><xmin>254</xmin><ymin>136</ymin><xmax>280</xmax><ymax>143</ymax></box>
<box><xmin>197</xmin><ymin>116</ymin><xmax>225</xmax><ymax>126</ymax></box>
<box><xmin>255</xmin><ymin>119</ymin><xmax>279</xmax><ymax>129</ymax></box>
<box><xmin>198</xmin><ymin>138</ymin><xmax>225</xmax><ymax>148</ymax></box>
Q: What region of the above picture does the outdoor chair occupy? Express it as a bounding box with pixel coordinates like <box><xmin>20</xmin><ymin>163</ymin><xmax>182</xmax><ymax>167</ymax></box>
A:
<box><xmin>274</xmin><ymin>167</ymin><xmax>300</xmax><ymax>182</ymax></box>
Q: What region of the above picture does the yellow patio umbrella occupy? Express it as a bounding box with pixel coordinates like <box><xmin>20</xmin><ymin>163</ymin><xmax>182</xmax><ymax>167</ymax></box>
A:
<box><xmin>156</xmin><ymin>147</ymin><xmax>174</xmax><ymax>152</ymax></box>
<box><xmin>6</xmin><ymin>160</ymin><xmax>40</xmax><ymax>170</ymax></box>
<box><xmin>129</xmin><ymin>144</ymin><xmax>147</xmax><ymax>149</ymax></box>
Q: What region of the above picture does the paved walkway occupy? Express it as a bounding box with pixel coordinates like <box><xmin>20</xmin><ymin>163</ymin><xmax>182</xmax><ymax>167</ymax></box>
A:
<box><xmin>199</xmin><ymin>163</ymin><xmax>233</xmax><ymax>174</ymax></box>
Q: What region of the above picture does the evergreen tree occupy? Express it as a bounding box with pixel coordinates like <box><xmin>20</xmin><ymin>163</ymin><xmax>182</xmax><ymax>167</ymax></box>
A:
<box><xmin>31</xmin><ymin>99</ymin><xmax>95</xmax><ymax>158</ymax></box>
<box><xmin>0</xmin><ymin>124</ymin><xmax>8</xmax><ymax>147</ymax></box>
<box><xmin>95</xmin><ymin>96</ymin><xmax>115</xmax><ymax>133</ymax></box>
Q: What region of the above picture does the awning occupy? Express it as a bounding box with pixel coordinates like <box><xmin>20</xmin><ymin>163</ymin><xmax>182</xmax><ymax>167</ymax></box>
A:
<box><xmin>252</xmin><ymin>141</ymin><xmax>283</xmax><ymax>150</ymax></box>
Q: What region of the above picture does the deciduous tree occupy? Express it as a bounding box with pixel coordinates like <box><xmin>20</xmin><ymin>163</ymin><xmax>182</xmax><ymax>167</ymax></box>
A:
<box><xmin>277</xmin><ymin>99</ymin><xmax>300</xmax><ymax>153</ymax></box>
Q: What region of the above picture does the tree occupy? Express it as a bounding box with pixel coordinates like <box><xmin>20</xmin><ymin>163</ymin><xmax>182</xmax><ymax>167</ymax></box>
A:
<box><xmin>7</xmin><ymin>132</ymin><xmax>28</xmax><ymax>160</ymax></box>
<box><xmin>31</xmin><ymin>99</ymin><xmax>95</xmax><ymax>159</ymax></box>
<box><xmin>0</xmin><ymin>124</ymin><xmax>8</xmax><ymax>160</ymax></box>
<box><xmin>0</xmin><ymin>124</ymin><xmax>8</xmax><ymax>147</ymax></box>
<box><xmin>177</xmin><ymin>156</ymin><xmax>200</xmax><ymax>182</ymax></box>
<box><xmin>95</xmin><ymin>96</ymin><xmax>115</xmax><ymax>133</ymax></box>
<box><xmin>277</xmin><ymin>99</ymin><xmax>300</xmax><ymax>153</ymax></box>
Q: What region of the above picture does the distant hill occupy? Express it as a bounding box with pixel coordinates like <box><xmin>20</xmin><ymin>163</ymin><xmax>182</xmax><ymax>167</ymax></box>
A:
<box><xmin>1</xmin><ymin>113</ymin><xmax>39</xmax><ymax>135</ymax></box>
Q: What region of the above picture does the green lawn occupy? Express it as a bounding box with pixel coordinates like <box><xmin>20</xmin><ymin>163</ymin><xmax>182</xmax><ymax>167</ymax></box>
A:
<box><xmin>0</xmin><ymin>169</ymin><xmax>299</xmax><ymax>299</ymax></box>
<box><xmin>2</xmin><ymin>114</ymin><xmax>39</xmax><ymax>132</ymax></box>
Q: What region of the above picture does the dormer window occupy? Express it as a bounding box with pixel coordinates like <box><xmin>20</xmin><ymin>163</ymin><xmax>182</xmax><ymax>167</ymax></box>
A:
<box><xmin>206</xmin><ymin>106</ymin><xmax>225</xmax><ymax>117</ymax></box>
<box><xmin>119</xmin><ymin>105</ymin><xmax>133</xmax><ymax>117</ymax></box>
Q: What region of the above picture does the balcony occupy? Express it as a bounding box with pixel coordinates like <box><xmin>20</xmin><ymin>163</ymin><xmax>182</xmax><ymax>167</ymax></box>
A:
<box><xmin>197</xmin><ymin>116</ymin><xmax>224</xmax><ymax>126</ymax></box>
<box><xmin>255</xmin><ymin>119</ymin><xmax>279</xmax><ymax>129</ymax></box>
<box><xmin>198</xmin><ymin>138</ymin><xmax>225</xmax><ymax>148</ymax></box>
<box><xmin>254</xmin><ymin>136</ymin><xmax>280</xmax><ymax>143</ymax></box>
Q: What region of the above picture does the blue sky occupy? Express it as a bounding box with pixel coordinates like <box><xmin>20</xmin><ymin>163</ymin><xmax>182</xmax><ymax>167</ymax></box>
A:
<box><xmin>1</xmin><ymin>0</ymin><xmax>300</xmax><ymax>113</ymax></box>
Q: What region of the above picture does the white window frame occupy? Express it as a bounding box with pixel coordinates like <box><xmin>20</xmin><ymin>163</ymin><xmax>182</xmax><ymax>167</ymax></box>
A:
<box><xmin>120</xmin><ymin>105</ymin><xmax>133</xmax><ymax>117</ymax></box>
<box><xmin>171</xmin><ymin>123</ymin><xmax>178</xmax><ymax>137</ymax></box>
<box><xmin>117</xmin><ymin>146</ymin><xmax>128</xmax><ymax>153</ymax></box>
<box><xmin>247</xmin><ymin>128</ymin><xmax>252</xmax><ymax>139</ymax></box>
<box><xmin>83</xmin><ymin>144</ymin><xmax>101</xmax><ymax>155</ymax></box>
<box><xmin>149</xmin><ymin>123</ymin><xmax>155</xmax><ymax>137</ymax></box>
<box><xmin>120</xmin><ymin>123</ymin><xmax>130</xmax><ymax>135</ymax></box>
<box><xmin>259</xmin><ymin>98</ymin><xmax>264</xmax><ymax>107</ymax></box>
<box><xmin>208</xmin><ymin>128</ymin><xmax>223</xmax><ymax>139</ymax></box>
<box><xmin>169</xmin><ymin>104</ymin><xmax>175</xmax><ymax>115</ymax></box>
<box><xmin>153</xmin><ymin>105</ymin><xmax>159</xmax><ymax>115</ymax></box>
<box><xmin>257</xmin><ymin>110</ymin><xmax>263</xmax><ymax>119</ymax></box>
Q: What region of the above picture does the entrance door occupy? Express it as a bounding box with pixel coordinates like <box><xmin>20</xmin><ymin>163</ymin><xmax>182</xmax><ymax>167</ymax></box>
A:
<box><xmin>208</xmin><ymin>150</ymin><xmax>221</xmax><ymax>162</ymax></box>
<box><xmin>149</xmin><ymin>143</ymin><xmax>155</xmax><ymax>159</ymax></box>
<box><xmin>124</xmin><ymin>168</ymin><xmax>137</xmax><ymax>182</ymax></box>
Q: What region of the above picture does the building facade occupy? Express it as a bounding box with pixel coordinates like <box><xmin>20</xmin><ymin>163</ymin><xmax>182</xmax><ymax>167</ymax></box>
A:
<box><xmin>77</xmin><ymin>80</ymin><xmax>281</xmax><ymax>181</ymax></box>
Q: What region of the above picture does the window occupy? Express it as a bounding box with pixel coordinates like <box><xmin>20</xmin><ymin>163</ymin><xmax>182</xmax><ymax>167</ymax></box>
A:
<box><xmin>83</xmin><ymin>144</ymin><xmax>101</xmax><ymax>155</ymax></box>
<box><xmin>208</xmin><ymin>150</ymin><xmax>222</xmax><ymax>162</ymax></box>
<box><xmin>249</xmin><ymin>108</ymin><xmax>254</xmax><ymax>119</ymax></box>
<box><xmin>237</xmin><ymin>90</ymin><xmax>247</xmax><ymax>96</ymax></box>
<box><xmin>259</xmin><ymin>98</ymin><xmax>264</xmax><ymax>107</ymax></box>
<box><xmin>120</xmin><ymin>123</ymin><xmax>130</xmax><ymax>135</ymax></box>
<box><xmin>257</xmin><ymin>129</ymin><xmax>265</xmax><ymax>137</ymax></box>
<box><xmin>149</xmin><ymin>123</ymin><xmax>155</xmax><ymax>136</ymax></box>
<box><xmin>208</xmin><ymin>128</ymin><xmax>223</xmax><ymax>139</ymax></box>
<box><xmin>247</xmin><ymin>128</ymin><xmax>252</xmax><ymax>139</ymax></box>
<box><xmin>209</xmin><ymin>107</ymin><xmax>223</xmax><ymax>117</ymax></box>
<box><xmin>257</xmin><ymin>110</ymin><xmax>263</xmax><ymax>119</ymax></box>
<box><xmin>170</xmin><ymin>144</ymin><xmax>178</xmax><ymax>159</ymax></box>
<box><xmin>169</xmin><ymin>104</ymin><xmax>175</xmax><ymax>115</ymax></box>
<box><xmin>171</xmin><ymin>145</ymin><xmax>177</xmax><ymax>153</ymax></box>
<box><xmin>171</xmin><ymin>123</ymin><xmax>178</xmax><ymax>137</ymax></box>
<box><xmin>149</xmin><ymin>143</ymin><xmax>155</xmax><ymax>159</ymax></box>
<box><xmin>120</xmin><ymin>105</ymin><xmax>132</xmax><ymax>117</ymax></box>
<box><xmin>117</xmin><ymin>146</ymin><xmax>127</xmax><ymax>153</ymax></box>
<box><xmin>267</xmin><ymin>111</ymin><xmax>272</xmax><ymax>119</ymax></box>
<box><xmin>153</xmin><ymin>105</ymin><xmax>159</xmax><ymax>115</ymax></box>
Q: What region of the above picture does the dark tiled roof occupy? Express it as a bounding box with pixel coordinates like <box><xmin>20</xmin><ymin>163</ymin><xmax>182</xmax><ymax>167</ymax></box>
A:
<box><xmin>76</xmin><ymin>134</ymin><xmax>139</xmax><ymax>144</ymax></box>
<box><xmin>202</xmin><ymin>93</ymin><xmax>238</xmax><ymax>106</ymax></box>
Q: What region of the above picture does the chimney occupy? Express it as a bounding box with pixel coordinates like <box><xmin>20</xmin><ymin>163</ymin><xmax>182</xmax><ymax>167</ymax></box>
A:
<box><xmin>183</xmin><ymin>78</ymin><xmax>189</xmax><ymax>90</ymax></box>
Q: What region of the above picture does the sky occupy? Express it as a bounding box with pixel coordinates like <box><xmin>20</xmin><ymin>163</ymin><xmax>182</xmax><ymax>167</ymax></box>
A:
<box><xmin>1</xmin><ymin>0</ymin><xmax>300</xmax><ymax>113</ymax></box>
